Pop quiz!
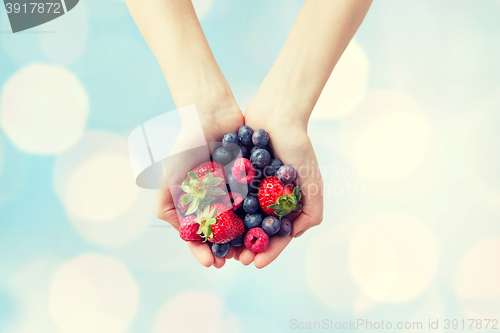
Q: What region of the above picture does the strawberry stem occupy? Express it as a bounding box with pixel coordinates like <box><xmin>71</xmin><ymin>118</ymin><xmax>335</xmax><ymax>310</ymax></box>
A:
<box><xmin>267</xmin><ymin>186</ymin><xmax>302</xmax><ymax>220</ymax></box>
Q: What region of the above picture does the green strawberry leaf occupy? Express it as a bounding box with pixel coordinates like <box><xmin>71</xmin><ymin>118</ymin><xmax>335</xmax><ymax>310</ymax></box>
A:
<box><xmin>179</xmin><ymin>185</ymin><xmax>191</xmax><ymax>193</ymax></box>
<box><xmin>202</xmin><ymin>172</ymin><xmax>213</xmax><ymax>185</ymax></box>
<box><xmin>181</xmin><ymin>193</ymin><xmax>194</xmax><ymax>206</ymax></box>
<box><xmin>294</xmin><ymin>186</ymin><xmax>302</xmax><ymax>202</ymax></box>
<box><xmin>208</xmin><ymin>187</ymin><xmax>226</xmax><ymax>196</ymax></box>
<box><xmin>209</xmin><ymin>207</ymin><xmax>217</xmax><ymax>218</ymax></box>
<box><xmin>188</xmin><ymin>171</ymin><xmax>199</xmax><ymax>181</ymax></box>
<box><xmin>196</xmin><ymin>225</ymin><xmax>203</xmax><ymax>234</ymax></box>
<box><xmin>203</xmin><ymin>195</ymin><xmax>215</xmax><ymax>204</ymax></box>
<box><xmin>186</xmin><ymin>196</ymin><xmax>200</xmax><ymax>215</ymax></box>
<box><xmin>205</xmin><ymin>224</ymin><xmax>213</xmax><ymax>241</ymax></box>
<box><xmin>208</xmin><ymin>177</ymin><xmax>223</xmax><ymax>187</ymax></box>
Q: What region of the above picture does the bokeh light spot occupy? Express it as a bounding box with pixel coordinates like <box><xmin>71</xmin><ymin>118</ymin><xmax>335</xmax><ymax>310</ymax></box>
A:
<box><xmin>192</xmin><ymin>0</ymin><xmax>214</xmax><ymax>20</ymax></box>
<box><xmin>353</xmin><ymin>93</ymin><xmax>431</xmax><ymax>180</ymax></box>
<box><xmin>65</xmin><ymin>153</ymin><xmax>139</xmax><ymax>222</ymax></box>
<box><xmin>456</xmin><ymin>238</ymin><xmax>500</xmax><ymax>300</ymax></box>
<box><xmin>0</xmin><ymin>64</ymin><xmax>88</xmax><ymax>154</ymax></box>
<box><xmin>307</xmin><ymin>222</ymin><xmax>361</xmax><ymax>312</ymax></box>
<box><xmin>53</xmin><ymin>131</ymin><xmax>154</xmax><ymax>247</ymax></box>
<box><xmin>153</xmin><ymin>290</ymin><xmax>239</xmax><ymax>333</ymax></box>
<box><xmin>49</xmin><ymin>254</ymin><xmax>139</xmax><ymax>333</ymax></box>
<box><xmin>6</xmin><ymin>259</ymin><xmax>60</xmax><ymax>333</ymax></box>
<box><xmin>349</xmin><ymin>214</ymin><xmax>439</xmax><ymax>303</ymax></box>
<box><xmin>312</xmin><ymin>40</ymin><xmax>369</xmax><ymax>119</ymax></box>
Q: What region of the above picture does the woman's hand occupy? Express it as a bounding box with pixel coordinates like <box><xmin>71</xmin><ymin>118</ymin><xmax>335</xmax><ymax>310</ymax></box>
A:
<box><xmin>232</xmin><ymin>0</ymin><xmax>372</xmax><ymax>267</ymax></box>
<box><xmin>126</xmin><ymin>0</ymin><xmax>370</xmax><ymax>269</ymax></box>
<box><xmin>155</xmin><ymin>98</ymin><xmax>244</xmax><ymax>269</ymax></box>
<box><xmin>237</xmin><ymin>104</ymin><xmax>324</xmax><ymax>268</ymax></box>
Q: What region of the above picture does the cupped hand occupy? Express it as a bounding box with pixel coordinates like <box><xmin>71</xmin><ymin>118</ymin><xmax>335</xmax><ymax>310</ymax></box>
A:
<box><xmin>238</xmin><ymin>106</ymin><xmax>324</xmax><ymax>268</ymax></box>
<box><xmin>155</xmin><ymin>100</ymin><xmax>244</xmax><ymax>269</ymax></box>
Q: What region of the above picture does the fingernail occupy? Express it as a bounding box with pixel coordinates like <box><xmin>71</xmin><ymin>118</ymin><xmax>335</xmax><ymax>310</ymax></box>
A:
<box><xmin>294</xmin><ymin>230</ymin><xmax>306</xmax><ymax>238</ymax></box>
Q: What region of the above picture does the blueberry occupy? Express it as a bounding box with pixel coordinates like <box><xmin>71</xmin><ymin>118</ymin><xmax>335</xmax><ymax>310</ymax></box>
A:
<box><xmin>277</xmin><ymin>217</ymin><xmax>292</xmax><ymax>236</ymax></box>
<box><xmin>244</xmin><ymin>213</ymin><xmax>263</xmax><ymax>230</ymax></box>
<box><xmin>238</xmin><ymin>125</ymin><xmax>254</xmax><ymax>146</ymax></box>
<box><xmin>261</xmin><ymin>216</ymin><xmax>280</xmax><ymax>236</ymax></box>
<box><xmin>227</xmin><ymin>173</ymin><xmax>245</xmax><ymax>193</ymax></box>
<box><xmin>243</xmin><ymin>195</ymin><xmax>259</xmax><ymax>214</ymax></box>
<box><xmin>212</xmin><ymin>147</ymin><xmax>233</xmax><ymax>165</ymax></box>
<box><xmin>229</xmin><ymin>234</ymin><xmax>245</xmax><ymax>247</ymax></box>
<box><xmin>250</xmin><ymin>149</ymin><xmax>271</xmax><ymax>169</ymax></box>
<box><xmin>247</xmin><ymin>169</ymin><xmax>264</xmax><ymax>195</ymax></box>
<box><xmin>223</xmin><ymin>133</ymin><xmax>239</xmax><ymax>150</ymax></box>
<box><xmin>264</xmin><ymin>158</ymin><xmax>283</xmax><ymax>177</ymax></box>
<box><xmin>252</xmin><ymin>129</ymin><xmax>269</xmax><ymax>148</ymax></box>
<box><xmin>238</xmin><ymin>144</ymin><xmax>250</xmax><ymax>158</ymax></box>
<box><xmin>232</xmin><ymin>143</ymin><xmax>249</xmax><ymax>159</ymax></box>
<box><xmin>277</xmin><ymin>165</ymin><xmax>297</xmax><ymax>184</ymax></box>
<box><xmin>250</xmin><ymin>146</ymin><xmax>259</xmax><ymax>156</ymax></box>
<box><xmin>248</xmin><ymin>179</ymin><xmax>260</xmax><ymax>195</ymax></box>
<box><xmin>250</xmin><ymin>145</ymin><xmax>269</xmax><ymax>156</ymax></box>
<box><xmin>211</xmin><ymin>242</ymin><xmax>230</xmax><ymax>257</ymax></box>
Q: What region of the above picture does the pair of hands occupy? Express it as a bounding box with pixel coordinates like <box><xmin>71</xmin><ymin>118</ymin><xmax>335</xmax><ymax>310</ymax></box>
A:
<box><xmin>155</xmin><ymin>97</ymin><xmax>324</xmax><ymax>269</ymax></box>
<box><xmin>126</xmin><ymin>0</ymin><xmax>371</xmax><ymax>268</ymax></box>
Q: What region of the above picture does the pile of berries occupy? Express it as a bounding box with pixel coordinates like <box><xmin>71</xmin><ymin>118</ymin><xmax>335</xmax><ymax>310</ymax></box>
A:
<box><xmin>177</xmin><ymin>125</ymin><xmax>301</xmax><ymax>257</ymax></box>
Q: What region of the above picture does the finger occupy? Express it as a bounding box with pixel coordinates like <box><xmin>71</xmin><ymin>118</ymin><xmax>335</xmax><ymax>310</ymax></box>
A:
<box><xmin>253</xmin><ymin>234</ymin><xmax>293</xmax><ymax>269</ymax></box>
<box><xmin>225</xmin><ymin>246</ymin><xmax>236</xmax><ymax>260</ymax></box>
<box><xmin>291</xmin><ymin>210</ymin><xmax>323</xmax><ymax>238</ymax></box>
<box><xmin>213</xmin><ymin>256</ymin><xmax>226</xmax><ymax>269</ymax></box>
<box><xmin>155</xmin><ymin>188</ymin><xmax>181</xmax><ymax>229</ymax></box>
<box><xmin>239</xmin><ymin>248</ymin><xmax>256</xmax><ymax>266</ymax></box>
<box><xmin>286</xmin><ymin>210</ymin><xmax>301</xmax><ymax>222</ymax></box>
<box><xmin>187</xmin><ymin>241</ymin><xmax>214</xmax><ymax>267</ymax></box>
<box><xmin>233</xmin><ymin>246</ymin><xmax>245</xmax><ymax>261</ymax></box>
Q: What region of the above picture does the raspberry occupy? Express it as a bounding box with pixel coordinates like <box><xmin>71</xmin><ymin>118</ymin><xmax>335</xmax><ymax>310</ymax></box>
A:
<box><xmin>244</xmin><ymin>227</ymin><xmax>269</xmax><ymax>253</ymax></box>
<box><xmin>232</xmin><ymin>158</ymin><xmax>256</xmax><ymax>184</ymax></box>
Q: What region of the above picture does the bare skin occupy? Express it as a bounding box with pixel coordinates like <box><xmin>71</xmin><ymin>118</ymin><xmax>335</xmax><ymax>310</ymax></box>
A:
<box><xmin>125</xmin><ymin>0</ymin><xmax>373</xmax><ymax>268</ymax></box>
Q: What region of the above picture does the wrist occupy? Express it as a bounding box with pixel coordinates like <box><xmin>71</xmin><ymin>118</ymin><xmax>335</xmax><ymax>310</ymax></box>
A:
<box><xmin>164</xmin><ymin>62</ymin><xmax>234</xmax><ymax>108</ymax></box>
<box><xmin>248</xmin><ymin>83</ymin><xmax>313</xmax><ymax>132</ymax></box>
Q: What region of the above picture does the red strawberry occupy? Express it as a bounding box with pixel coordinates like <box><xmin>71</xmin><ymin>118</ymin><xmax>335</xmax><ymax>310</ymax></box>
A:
<box><xmin>178</xmin><ymin>162</ymin><xmax>228</xmax><ymax>216</ymax></box>
<box><xmin>191</xmin><ymin>162</ymin><xmax>227</xmax><ymax>189</ymax></box>
<box><xmin>179</xmin><ymin>216</ymin><xmax>202</xmax><ymax>241</ymax></box>
<box><xmin>195</xmin><ymin>203</ymin><xmax>245</xmax><ymax>244</ymax></box>
<box><xmin>258</xmin><ymin>176</ymin><xmax>302</xmax><ymax>219</ymax></box>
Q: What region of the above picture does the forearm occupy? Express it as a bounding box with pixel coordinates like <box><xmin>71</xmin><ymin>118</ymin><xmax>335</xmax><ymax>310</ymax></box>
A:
<box><xmin>125</xmin><ymin>0</ymin><xmax>233</xmax><ymax>107</ymax></box>
<box><xmin>254</xmin><ymin>0</ymin><xmax>372</xmax><ymax>123</ymax></box>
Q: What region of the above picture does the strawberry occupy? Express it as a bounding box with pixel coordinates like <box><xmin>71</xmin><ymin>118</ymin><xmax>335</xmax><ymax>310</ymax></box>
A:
<box><xmin>179</xmin><ymin>216</ymin><xmax>202</xmax><ymax>241</ymax></box>
<box><xmin>179</xmin><ymin>162</ymin><xmax>227</xmax><ymax>215</ymax></box>
<box><xmin>194</xmin><ymin>203</ymin><xmax>245</xmax><ymax>244</ymax></box>
<box><xmin>258</xmin><ymin>176</ymin><xmax>302</xmax><ymax>219</ymax></box>
<box><xmin>192</xmin><ymin>162</ymin><xmax>227</xmax><ymax>188</ymax></box>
